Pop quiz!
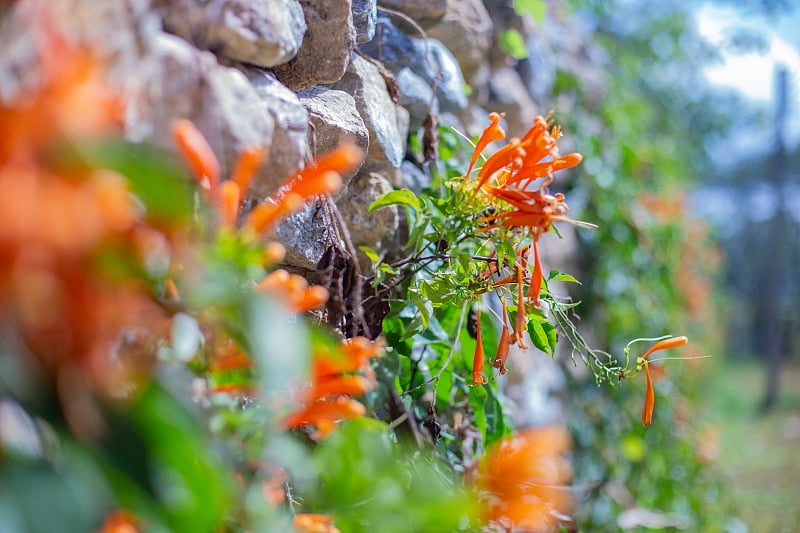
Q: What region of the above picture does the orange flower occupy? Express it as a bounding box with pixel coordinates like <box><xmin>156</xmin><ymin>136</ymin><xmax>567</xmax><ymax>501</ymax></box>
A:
<box><xmin>478</xmin><ymin>426</ymin><xmax>573</xmax><ymax>532</ymax></box>
<box><xmin>638</xmin><ymin>336</ymin><xmax>689</xmax><ymax>428</ymax></box>
<box><xmin>293</xmin><ymin>513</ymin><xmax>341</xmax><ymax>533</ymax></box>
<box><xmin>493</xmin><ymin>297</ymin><xmax>511</xmax><ymax>374</ymax></box>
<box><xmin>171</xmin><ymin>119</ymin><xmax>220</xmax><ymax>194</ymax></box>
<box><xmin>97</xmin><ymin>510</ymin><xmax>138</xmax><ymax>533</ymax></box>
<box><xmin>470</xmin><ymin>307</ymin><xmax>488</xmax><ymax>385</ymax></box>
<box><xmin>244</xmin><ymin>144</ymin><xmax>362</xmax><ymax>235</ymax></box>
<box><xmin>528</xmin><ymin>234</ymin><xmax>544</xmax><ymax>308</ymax></box>
<box><xmin>464</xmin><ymin>112</ymin><xmax>506</xmax><ymax>182</ymax></box>
<box><xmin>510</xmin><ymin>263</ymin><xmax>529</xmax><ymax>349</ymax></box>
<box><xmin>467</xmin><ymin>115</ymin><xmax>581</xmax><ymax>195</ymax></box>
<box><xmin>257</xmin><ymin>269</ymin><xmax>330</xmax><ymax>313</ymax></box>
<box><xmin>172</xmin><ymin>120</ymin><xmax>362</xmax><ymax>234</ymax></box>
<box><xmin>285</xmin><ymin>337</ymin><xmax>382</xmax><ymax>440</ymax></box>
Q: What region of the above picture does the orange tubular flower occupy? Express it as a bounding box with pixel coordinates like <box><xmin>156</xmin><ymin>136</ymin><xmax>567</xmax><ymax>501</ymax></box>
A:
<box><xmin>219</xmin><ymin>180</ymin><xmax>241</xmax><ymax>228</ymax></box>
<box><xmin>511</xmin><ymin>264</ymin><xmax>529</xmax><ymax>349</ymax></box>
<box><xmin>244</xmin><ymin>143</ymin><xmax>362</xmax><ymax>235</ymax></box>
<box><xmin>285</xmin><ymin>337</ymin><xmax>382</xmax><ymax>440</ymax></box>
<box><xmin>464</xmin><ymin>112</ymin><xmax>506</xmax><ymax>182</ymax></box>
<box><xmin>171</xmin><ymin>119</ymin><xmax>220</xmax><ymax>194</ymax></box>
<box><xmin>528</xmin><ymin>234</ymin><xmax>543</xmax><ymax>308</ymax></box>
<box><xmin>293</xmin><ymin>513</ymin><xmax>341</xmax><ymax>533</ymax></box>
<box><xmin>98</xmin><ymin>510</ymin><xmax>139</xmax><ymax>533</ymax></box>
<box><xmin>471</xmin><ymin>308</ymin><xmax>488</xmax><ymax>385</ymax></box>
<box><xmin>230</xmin><ymin>145</ymin><xmax>267</xmax><ymax>195</ymax></box>
<box><xmin>257</xmin><ymin>269</ymin><xmax>330</xmax><ymax>313</ymax></box>
<box><xmin>493</xmin><ymin>297</ymin><xmax>511</xmax><ymax>374</ymax></box>
<box><xmin>639</xmin><ymin>336</ymin><xmax>689</xmax><ymax>428</ymax></box>
<box><xmin>478</xmin><ymin>425</ymin><xmax>573</xmax><ymax>531</ymax></box>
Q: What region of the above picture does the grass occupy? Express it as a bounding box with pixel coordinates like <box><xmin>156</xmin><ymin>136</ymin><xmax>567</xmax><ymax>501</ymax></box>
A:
<box><xmin>705</xmin><ymin>359</ymin><xmax>800</xmax><ymax>533</ymax></box>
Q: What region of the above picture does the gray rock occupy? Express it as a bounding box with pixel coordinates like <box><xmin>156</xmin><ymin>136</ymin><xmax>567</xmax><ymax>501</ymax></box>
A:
<box><xmin>401</xmin><ymin>160</ymin><xmax>432</xmax><ymax>194</ymax></box>
<box><xmin>377</xmin><ymin>0</ymin><xmax>447</xmax><ymax>27</ymax></box>
<box><xmin>0</xmin><ymin>0</ymin><xmax>160</xmax><ymax>107</ymax></box>
<box><xmin>486</xmin><ymin>66</ymin><xmax>539</xmax><ymax>138</ymax></box>
<box><xmin>359</xmin><ymin>15</ymin><xmax>417</xmax><ymax>70</ymax></box>
<box><xmin>272</xmin><ymin>0</ymin><xmax>356</xmax><ymax>91</ymax></box>
<box><xmin>152</xmin><ymin>0</ymin><xmax>307</xmax><ymax>68</ymax></box>
<box><xmin>395</xmin><ymin>67</ymin><xmax>438</xmax><ymax>131</ymax></box>
<box><xmin>330</xmin><ymin>55</ymin><xmax>405</xmax><ymax>175</ymax></box>
<box><xmin>352</xmin><ymin>0</ymin><xmax>377</xmax><ymax>43</ymax></box>
<box><xmin>360</xmin><ymin>16</ymin><xmax>467</xmax><ymax>113</ymax></box>
<box><xmin>412</xmin><ymin>37</ymin><xmax>468</xmax><ymax>113</ymax></box>
<box><xmin>336</xmin><ymin>172</ymin><xmax>399</xmax><ymax>254</ymax></box>
<box><xmin>426</xmin><ymin>0</ymin><xmax>493</xmax><ymax>85</ymax></box>
<box><xmin>298</xmin><ymin>86</ymin><xmax>368</xmax><ymax>185</ymax></box>
<box><xmin>244</xmin><ymin>68</ymin><xmax>309</xmax><ymax>196</ymax></box>
<box><xmin>143</xmin><ymin>34</ymin><xmax>275</xmax><ymax>178</ymax></box>
<box><xmin>273</xmin><ymin>201</ymin><xmax>332</xmax><ymax>271</ymax></box>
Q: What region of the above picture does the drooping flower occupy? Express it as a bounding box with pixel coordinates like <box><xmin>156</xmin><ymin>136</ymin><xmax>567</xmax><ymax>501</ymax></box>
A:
<box><xmin>638</xmin><ymin>336</ymin><xmax>689</xmax><ymax>428</ymax></box>
<box><xmin>510</xmin><ymin>263</ymin><xmax>529</xmax><ymax>349</ymax></box>
<box><xmin>470</xmin><ymin>306</ymin><xmax>488</xmax><ymax>385</ymax></box>
<box><xmin>493</xmin><ymin>297</ymin><xmax>511</xmax><ymax>375</ymax></box>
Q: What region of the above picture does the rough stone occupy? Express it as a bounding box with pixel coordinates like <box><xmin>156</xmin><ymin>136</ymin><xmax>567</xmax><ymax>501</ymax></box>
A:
<box><xmin>352</xmin><ymin>0</ymin><xmax>377</xmax><ymax>43</ymax></box>
<box><xmin>272</xmin><ymin>0</ymin><xmax>356</xmax><ymax>91</ymax></box>
<box><xmin>486</xmin><ymin>66</ymin><xmax>538</xmax><ymax>137</ymax></box>
<box><xmin>152</xmin><ymin>0</ymin><xmax>306</xmax><ymax>68</ymax></box>
<box><xmin>142</xmin><ymin>34</ymin><xmax>275</xmax><ymax>178</ymax></box>
<box><xmin>401</xmin><ymin>160</ymin><xmax>431</xmax><ymax>194</ymax></box>
<box><xmin>0</xmin><ymin>0</ymin><xmax>160</xmax><ymax>108</ymax></box>
<box><xmin>413</xmin><ymin>38</ymin><xmax>468</xmax><ymax>113</ymax></box>
<box><xmin>361</xmin><ymin>16</ymin><xmax>467</xmax><ymax>114</ymax></box>
<box><xmin>377</xmin><ymin>0</ymin><xmax>447</xmax><ymax>27</ymax></box>
<box><xmin>244</xmin><ymin>68</ymin><xmax>308</xmax><ymax>196</ymax></box>
<box><xmin>273</xmin><ymin>201</ymin><xmax>332</xmax><ymax>271</ymax></box>
<box><xmin>298</xmin><ymin>86</ymin><xmax>368</xmax><ymax>185</ymax></box>
<box><xmin>335</xmin><ymin>172</ymin><xmax>399</xmax><ymax>254</ymax></box>
<box><xmin>395</xmin><ymin>67</ymin><xmax>438</xmax><ymax>131</ymax></box>
<box><xmin>330</xmin><ymin>55</ymin><xmax>405</xmax><ymax>175</ymax></box>
<box><xmin>426</xmin><ymin>0</ymin><xmax>493</xmax><ymax>85</ymax></box>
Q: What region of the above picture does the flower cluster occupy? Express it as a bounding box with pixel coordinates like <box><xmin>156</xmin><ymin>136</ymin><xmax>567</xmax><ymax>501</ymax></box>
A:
<box><xmin>171</xmin><ymin>120</ymin><xmax>379</xmax><ymax>441</ymax></box>
<box><xmin>464</xmin><ymin>114</ymin><xmax>582</xmax><ymax>383</ymax></box>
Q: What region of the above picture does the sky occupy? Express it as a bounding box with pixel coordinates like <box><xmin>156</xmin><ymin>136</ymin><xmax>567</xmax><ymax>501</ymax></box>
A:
<box><xmin>695</xmin><ymin>4</ymin><xmax>800</xmax><ymax>148</ymax></box>
<box><xmin>692</xmin><ymin>4</ymin><xmax>800</xmax><ymax>226</ymax></box>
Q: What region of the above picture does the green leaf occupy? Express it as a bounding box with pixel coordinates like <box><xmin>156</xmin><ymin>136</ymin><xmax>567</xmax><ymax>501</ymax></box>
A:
<box><xmin>359</xmin><ymin>245</ymin><xmax>380</xmax><ymax>263</ymax></box>
<box><xmin>513</xmin><ymin>0</ymin><xmax>547</xmax><ymax>23</ymax></box>
<box><xmin>369</xmin><ymin>188</ymin><xmax>421</xmax><ymax>214</ymax></box>
<box><xmin>548</xmin><ymin>269</ymin><xmax>582</xmax><ymax>284</ymax></box>
<box><xmin>498</xmin><ymin>29</ymin><xmax>528</xmax><ymax>60</ymax></box>
<box><xmin>80</xmin><ymin>140</ymin><xmax>194</xmax><ymax>225</ymax></box>
<box><xmin>527</xmin><ymin>317</ymin><xmax>557</xmax><ymax>356</ymax></box>
<box><xmin>469</xmin><ymin>386</ymin><xmax>488</xmax><ymax>442</ymax></box>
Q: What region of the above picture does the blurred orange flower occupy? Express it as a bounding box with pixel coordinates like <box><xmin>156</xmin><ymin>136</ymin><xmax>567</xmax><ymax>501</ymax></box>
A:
<box><xmin>0</xmin><ymin>36</ymin><xmax>167</xmax><ymax>438</ymax></box>
<box><xmin>285</xmin><ymin>337</ymin><xmax>382</xmax><ymax>440</ymax></box>
<box><xmin>293</xmin><ymin>513</ymin><xmax>341</xmax><ymax>533</ymax></box>
<box><xmin>477</xmin><ymin>425</ymin><xmax>573</xmax><ymax>532</ymax></box>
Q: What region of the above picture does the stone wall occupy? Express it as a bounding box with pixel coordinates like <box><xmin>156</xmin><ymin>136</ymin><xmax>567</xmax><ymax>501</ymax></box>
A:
<box><xmin>0</xmin><ymin>0</ymin><xmax>579</xmax><ymax>273</ymax></box>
